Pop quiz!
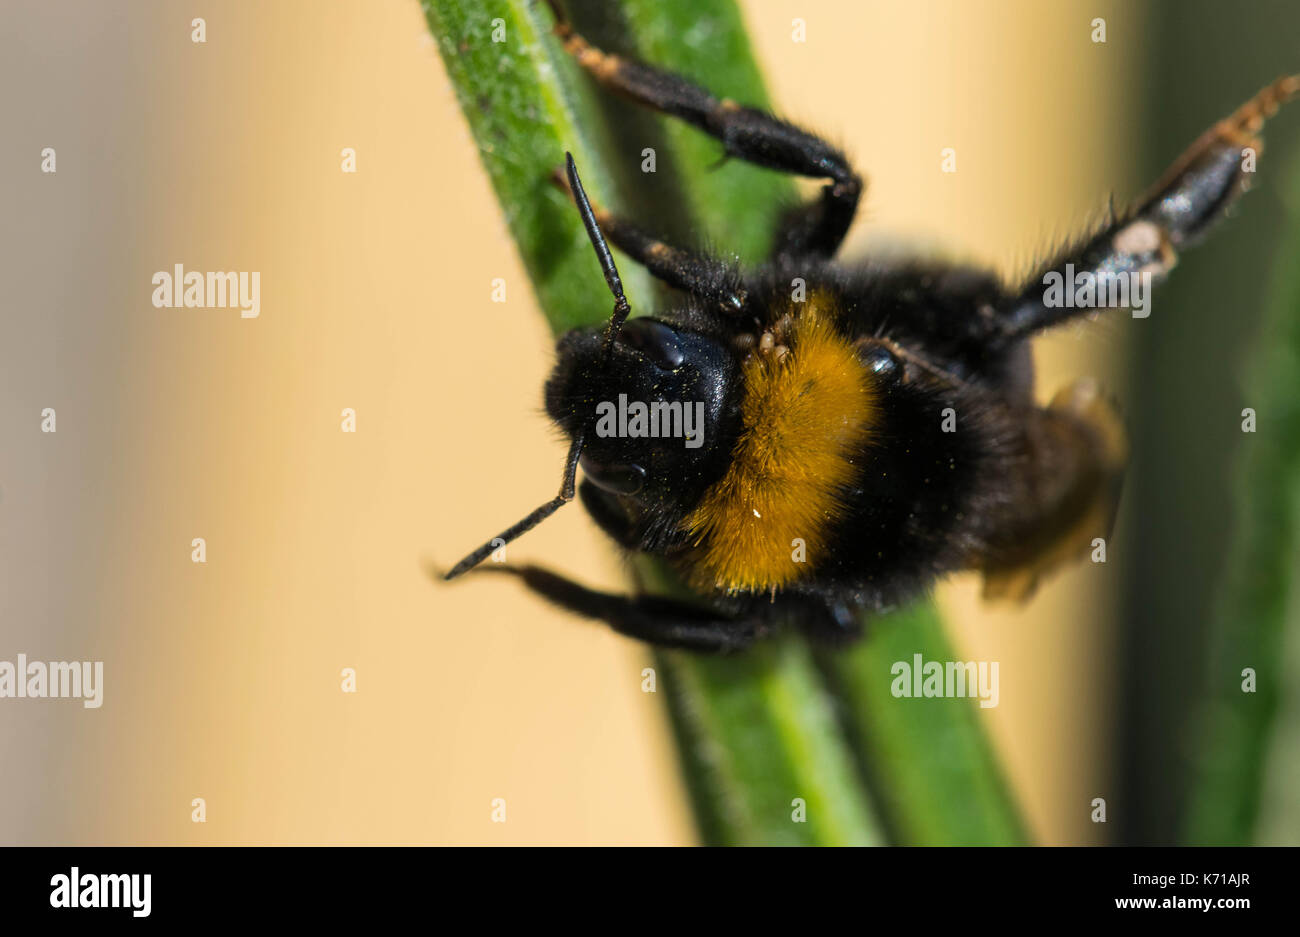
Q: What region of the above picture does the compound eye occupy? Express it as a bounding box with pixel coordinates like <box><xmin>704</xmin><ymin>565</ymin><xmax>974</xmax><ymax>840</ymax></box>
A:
<box><xmin>619</xmin><ymin>318</ymin><xmax>685</xmax><ymax>371</ymax></box>
<box><xmin>862</xmin><ymin>345</ymin><xmax>902</xmax><ymax>382</ymax></box>
<box><xmin>580</xmin><ymin>455</ymin><xmax>647</xmax><ymax>495</ymax></box>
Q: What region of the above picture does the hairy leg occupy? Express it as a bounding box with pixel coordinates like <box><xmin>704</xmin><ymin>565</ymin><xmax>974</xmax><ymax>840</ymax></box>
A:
<box><xmin>993</xmin><ymin>75</ymin><xmax>1299</xmax><ymax>343</ymax></box>
<box><xmin>475</xmin><ymin>564</ymin><xmax>762</xmax><ymax>653</ymax></box>
<box><xmin>545</xmin><ymin>0</ymin><xmax>862</xmax><ymax>262</ymax></box>
<box><xmin>549</xmin><ymin>167</ymin><xmax>746</xmax><ymax>313</ymax></box>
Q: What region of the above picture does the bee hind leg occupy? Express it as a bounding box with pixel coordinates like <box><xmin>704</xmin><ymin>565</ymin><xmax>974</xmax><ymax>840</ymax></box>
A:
<box><xmin>993</xmin><ymin>75</ymin><xmax>1299</xmax><ymax>344</ymax></box>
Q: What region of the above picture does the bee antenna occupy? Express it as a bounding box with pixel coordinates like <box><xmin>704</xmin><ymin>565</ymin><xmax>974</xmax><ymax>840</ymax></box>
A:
<box><xmin>443</xmin><ymin>431</ymin><xmax>586</xmax><ymax>580</ymax></box>
<box><xmin>447</xmin><ymin>155</ymin><xmax>625</xmax><ymax>579</ymax></box>
<box><xmin>564</xmin><ymin>152</ymin><xmax>631</xmax><ymax>362</ymax></box>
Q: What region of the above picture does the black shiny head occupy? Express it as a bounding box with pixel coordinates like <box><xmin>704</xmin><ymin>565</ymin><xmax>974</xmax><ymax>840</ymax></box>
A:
<box><xmin>545</xmin><ymin>315</ymin><xmax>739</xmax><ymax>511</ymax></box>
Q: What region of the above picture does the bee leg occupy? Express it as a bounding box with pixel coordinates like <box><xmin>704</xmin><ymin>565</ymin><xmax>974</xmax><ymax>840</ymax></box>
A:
<box><xmin>549</xmin><ymin>167</ymin><xmax>746</xmax><ymax>314</ymax></box>
<box><xmin>994</xmin><ymin>75</ymin><xmax>1299</xmax><ymax>344</ymax></box>
<box><xmin>978</xmin><ymin>379</ymin><xmax>1127</xmax><ymax>602</ymax></box>
<box><xmin>474</xmin><ymin>565</ymin><xmax>761</xmax><ymax>652</ymax></box>
<box><xmin>791</xmin><ymin>598</ymin><xmax>865</xmax><ymax>646</ymax></box>
<box><xmin>544</xmin><ymin>1</ymin><xmax>861</xmax><ymax>262</ymax></box>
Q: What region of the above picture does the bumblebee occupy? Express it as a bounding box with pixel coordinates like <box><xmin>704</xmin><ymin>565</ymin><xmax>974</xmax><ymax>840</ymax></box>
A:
<box><xmin>445</xmin><ymin>5</ymin><xmax>1298</xmax><ymax>652</ymax></box>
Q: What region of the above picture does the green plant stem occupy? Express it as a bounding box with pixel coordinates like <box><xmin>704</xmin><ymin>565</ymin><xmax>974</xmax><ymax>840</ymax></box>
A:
<box><xmin>421</xmin><ymin>0</ymin><xmax>653</xmax><ymax>331</ymax></box>
<box><xmin>818</xmin><ymin>604</ymin><xmax>1029</xmax><ymax>845</ymax></box>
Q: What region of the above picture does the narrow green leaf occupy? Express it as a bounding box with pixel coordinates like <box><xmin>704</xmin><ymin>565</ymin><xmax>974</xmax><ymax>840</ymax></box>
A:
<box><xmin>421</xmin><ymin>0</ymin><xmax>653</xmax><ymax>333</ymax></box>
<box><xmin>817</xmin><ymin>603</ymin><xmax>1030</xmax><ymax>845</ymax></box>
<box><xmin>1183</xmin><ymin>155</ymin><xmax>1300</xmax><ymax>845</ymax></box>
<box><xmin>658</xmin><ymin>637</ymin><xmax>880</xmax><ymax>846</ymax></box>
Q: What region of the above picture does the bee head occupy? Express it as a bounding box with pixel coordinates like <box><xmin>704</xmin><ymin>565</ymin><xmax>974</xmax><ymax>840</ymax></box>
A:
<box><xmin>545</xmin><ymin>316</ymin><xmax>738</xmax><ymax>506</ymax></box>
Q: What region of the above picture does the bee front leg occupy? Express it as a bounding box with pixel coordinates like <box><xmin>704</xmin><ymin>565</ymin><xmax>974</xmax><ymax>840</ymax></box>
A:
<box><xmin>548</xmin><ymin>167</ymin><xmax>746</xmax><ymax>314</ymax></box>
<box><xmin>474</xmin><ymin>565</ymin><xmax>763</xmax><ymax>653</ymax></box>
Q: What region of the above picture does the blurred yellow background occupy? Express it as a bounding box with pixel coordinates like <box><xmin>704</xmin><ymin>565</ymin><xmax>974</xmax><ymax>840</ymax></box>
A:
<box><xmin>1</xmin><ymin>0</ymin><xmax>1141</xmax><ymax>844</ymax></box>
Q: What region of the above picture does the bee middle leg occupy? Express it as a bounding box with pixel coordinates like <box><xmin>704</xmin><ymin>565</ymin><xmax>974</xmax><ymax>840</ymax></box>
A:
<box><xmin>476</xmin><ymin>565</ymin><xmax>762</xmax><ymax>653</ymax></box>
<box><xmin>545</xmin><ymin>1</ymin><xmax>861</xmax><ymax>263</ymax></box>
